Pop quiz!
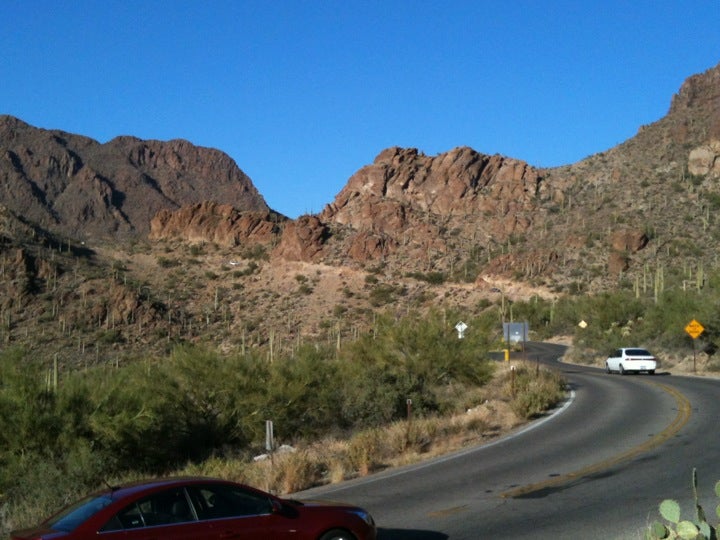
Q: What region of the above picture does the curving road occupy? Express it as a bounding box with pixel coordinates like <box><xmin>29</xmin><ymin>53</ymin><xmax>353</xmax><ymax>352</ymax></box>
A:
<box><xmin>296</xmin><ymin>342</ymin><xmax>720</xmax><ymax>539</ymax></box>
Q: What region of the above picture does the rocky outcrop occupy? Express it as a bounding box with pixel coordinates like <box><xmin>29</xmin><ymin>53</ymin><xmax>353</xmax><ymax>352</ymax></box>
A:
<box><xmin>147</xmin><ymin>145</ymin><xmax>545</xmax><ymax>267</ymax></box>
<box><xmin>347</xmin><ymin>231</ymin><xmax>398</xmax><ymax>262</ymax></box>
<box><xmin>319</xmin><ymin>146</ymin><xmax>544</xmax><ymax>259</ymax></box>
<box><xmin>273</xmin><ymin>215</ymin><xmax>329</xmax><ymax>262</ymax></box>
<box><xmin>149</xmin><ymin>202</ymin><xmax>284</xmax><ymax>247</ymax></box>
<box><xmin>608</xmin><ymin>229</ymin><xmax>649</xmax><ymax>275</ymax></box>
<box><xmin>610</xmin><ymin>229</ymin><xmax>649</xmax><ymax>253</ymax></box>
<box><xmin>322</xmin><ymin>146</ymin><xmax>542</xmax><ymax>230</ymax></box>
<box><xmin>688</xmin><ymin>140</ymin><xmax>720</xmax><ymax>177</ymax></box>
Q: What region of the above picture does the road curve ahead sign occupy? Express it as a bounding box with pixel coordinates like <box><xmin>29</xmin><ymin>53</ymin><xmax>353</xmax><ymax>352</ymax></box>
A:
<box><xmin>685</xmin><ymin>319</ymin><xmax>705</xmax><ymax>339</ymax></box>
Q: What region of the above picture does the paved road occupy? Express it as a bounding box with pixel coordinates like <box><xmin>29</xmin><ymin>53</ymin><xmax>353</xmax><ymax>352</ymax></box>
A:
<box><xmin>296</xmin><ymin>343</ymin><xmax>720</xmax><ymax>539</ymax></box>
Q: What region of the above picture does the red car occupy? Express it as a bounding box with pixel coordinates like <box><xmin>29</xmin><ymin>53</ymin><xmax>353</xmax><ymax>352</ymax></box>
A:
<box><xmin>11</xmin><ymin>477</ymin><xmax>377</xmax><ymax>540</ymax></box>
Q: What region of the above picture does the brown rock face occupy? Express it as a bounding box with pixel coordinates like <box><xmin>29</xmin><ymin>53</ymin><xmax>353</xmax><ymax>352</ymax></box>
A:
<box><xmin>319</xmin><ymin>146</ymin><xmax>544</xmax><ymax>257</ymax></box>
<box><xmin>322</xmin><ymin>146</ymin><xmax>542</xmax><ymax>228</ymax></box>
<box><xmin>273</xmin><ymin>215</ymin><xmax>329</xmax><ymax>262</ymax></box>
<box><xmin>610</xmin><ymin>229</ymin><xmax>649</xmax><ymax>253</ymax></box>
<box><xmin>669</xmin><ymin>63</ymin><xmax>720</xmax><ymax>140</ymax></box>
<box><xmin>608</xmin><ymin>252</ymin><xmax>630</xmax><ymax>276</ymax></box>
<box><xmin>608</xmin><ymin>229</ymin><xmax>649</xmax><ymax>275</ymax></box>
<box><xmin>688</xmin><ymin>140</ymin><xmax>720</xmax><ymax>177</ymax></box>
<box><xmin>0</xmin><ymin>116</ymin><xmax>270</xmax><ymax>240</ymax></box>
<box><xmin>146</xmin><ymin>145</ymin><xmax>545</xmax><ymax>268</ymax></box>
<box><xmin>347</xmin><ymin>231</ymin><xmax>398</xmax><ymax>262</ymax></box>
<box><xmin>149</xmin><ymin>202</ymin><xmax>284</xmax><ymax>247</ymax></box>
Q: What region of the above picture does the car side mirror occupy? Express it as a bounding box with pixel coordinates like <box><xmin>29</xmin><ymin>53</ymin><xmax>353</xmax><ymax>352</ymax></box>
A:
<box><xmin>270</xmin><ymin>499</ymin><xmax>299</xmax><ymax>518</ymax></box>
<box><xmin>270</xmin><ymin>499</ymin><xmax>284</xmax><ymax>514</ymax></box>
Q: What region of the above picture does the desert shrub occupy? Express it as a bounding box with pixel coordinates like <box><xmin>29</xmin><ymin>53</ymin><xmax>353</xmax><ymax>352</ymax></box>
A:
<box><xmin>239</xmin><ymin>244</ymin><xmax>269</xmax><ymax>261</ymax></box>
<box><xmin>189</xmin><ymin>244</ymin><xmax>204</xmax><ymax>256</ymax></box>
<box><xmin>0</xmin><ymin>350</ymin><xmax>122</xmax><ymax>529</ymax></box>
<box><xmin>338</xmin><ymin>309</ymin><xmax>495</xmax><ymax>424</ymax></box>
<box><xmin>560</xmin><ymin>274</ymin><xmax>720</xmax><ymax>357</ymax></box>
<box><xmin>339</xmin><ymin>363</ymin><xmax>418</xmax><ymax>427</ymax></box>
<box><xmin>368</xmin><ymin>283</ymin><xmax>397</xmax><ymax>306</ymax></box>
<box><xmin>347</xmin><ymin>429</ymin><xmax>385</xmax><ymax>476</ymax></box>
<box><xmin>156</xmin><ymin>256</ymin><xmax>180</xmax><ymax>268</ymax></box>
<box><xmin>297</xmin><ymin>283</ymin><xmax>313</xmax><ymax>295</ymax></box>
<box><xmin>502</xmin><ymin>362</ymin><xmax>566</xmax><ymax>419</ymax></box>
<box><xmin>364</xmin><ymin>274</ymin><xmax>378</xmax><ymax>285</ymax></box>
<box><xmin>96</xmin><ymin>329</ymin><xmax>124</xmax><ymax>344</ymax></box>
<box><xmin>261</xmin><ymin>345</ymin><xmax>342</xmax><ymax>439</ymax></box>
<box><xmin>704</xmin><ymin>191</ymin><xmax>720</xmax><ymax>211</ymax></box>
<box><xmin>506</xmin><ymin>296</ymin><xmax>557</xmax><ymax>339</ymax></box>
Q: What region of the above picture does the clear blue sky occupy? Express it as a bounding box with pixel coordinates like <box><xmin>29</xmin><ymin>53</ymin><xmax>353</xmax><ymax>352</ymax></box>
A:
<box><xmin>2</xmin><ymin>1</ymin><xmax>719</xmax><ymax>218</ymax></box>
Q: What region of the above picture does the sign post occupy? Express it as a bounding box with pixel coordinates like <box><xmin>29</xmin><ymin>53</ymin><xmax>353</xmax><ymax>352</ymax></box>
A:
<box><xmin>684</xmin><ymin>319</ymin><xmax>705</xmax><ymax>372</ymax></box>
<box><xmin>265</xmin><ymin>420</ymin><xmax>274</xmax><ymax>452</ymax></box>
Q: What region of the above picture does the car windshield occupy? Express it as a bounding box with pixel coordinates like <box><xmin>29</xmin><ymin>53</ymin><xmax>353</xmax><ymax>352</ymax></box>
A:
<box><xmin>626</xmin><ymin>349</ymin><xmax>652</xmax><ymax>356</ymax></box>
<box><xmin>47</xmin><ymin>494</ymin><xmax>114</xmax><ymax>532</ymax></box>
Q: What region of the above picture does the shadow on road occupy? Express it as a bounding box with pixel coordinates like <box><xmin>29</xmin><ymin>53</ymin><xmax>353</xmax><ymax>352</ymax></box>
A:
<box><xmin>377</xmin><ymin>528</ymin><xmax>449</xmax><ymax>540</ymax></box>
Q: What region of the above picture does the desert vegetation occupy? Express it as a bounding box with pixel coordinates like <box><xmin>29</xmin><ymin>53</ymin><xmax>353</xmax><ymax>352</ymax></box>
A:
<box><xmin>1</xmin><ymin>307</ymin><xmax>559</xmax><ymax>532</ymax></box>
<box><xmin>5</xmin><ymin>266</ymin><xmax>720</xmax><ymax>533</ymax></box>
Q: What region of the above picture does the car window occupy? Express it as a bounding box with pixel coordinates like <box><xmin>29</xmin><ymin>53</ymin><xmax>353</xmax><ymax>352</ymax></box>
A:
<box><xmin>101</xmin><ymin>487</ymin><xmax>196</xmax><ymax>531</ymax></box>
<box><xmin>102</xmin><ymin>502</ymin><xmax>144</xmax><ymax>531</ymax></box>
<box><xmin>188</xmin><ymin>484</ymin><xmax>273</xmax><ymax>520</ymax></box>
<box><xmin>626</xmin><ymin>349</ymin><xmax>651</xmax><ymax>356</ymax></box>
<box><xmin>48</xmin><ymin>495</ymin><xmax>115</xmax><ymax>532</ymax></box>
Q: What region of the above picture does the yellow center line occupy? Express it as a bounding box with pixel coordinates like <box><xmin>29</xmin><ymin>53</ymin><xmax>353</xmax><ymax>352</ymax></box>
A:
<box><xmin>428</xmin><ymin>505</ymin><xmax>469</xmax><ymax>517</ymax></box>
<box><xmin>500</xmin><ymin>381</ymin><xmax>692</xmax><ymax>499</ymax></box>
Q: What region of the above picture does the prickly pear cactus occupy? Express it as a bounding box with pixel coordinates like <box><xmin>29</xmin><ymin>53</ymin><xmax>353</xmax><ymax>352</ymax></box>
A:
<box><xmin>647</xmin><ymin>469</ymin><xmax>718</xmax><ymax>540</ymax></box>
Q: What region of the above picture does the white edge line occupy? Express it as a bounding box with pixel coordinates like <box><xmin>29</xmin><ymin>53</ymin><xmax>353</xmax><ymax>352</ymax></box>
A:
<box><xmin>294</xmin><ymin>387</ymin><xmax>576</xmax><ymax>498</ymax></box>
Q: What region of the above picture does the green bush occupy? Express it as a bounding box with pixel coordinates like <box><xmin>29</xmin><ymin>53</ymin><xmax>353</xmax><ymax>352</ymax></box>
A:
<box><xmin>156</xmin><ymin>256</ymin><xmax>180</xmax><ymax>268</ymax></box>
<box><xmin>338</xmin><ymin>309</ymin><xmax>495</xmax><ymax>424</ymax></box>
<box><xmin>368</xmin><ymin>283</ymin><xmax>397</xmax><ymax>306</ymax></box>
<box><xmin>239</xmin><ymin>244</ymin><xmax>269</xmax><ymax>261</ymax></box>
<box><xmin>506</xmin><ymin>364</ymin><xmax>566</xmax><ymax>419</ymax></box>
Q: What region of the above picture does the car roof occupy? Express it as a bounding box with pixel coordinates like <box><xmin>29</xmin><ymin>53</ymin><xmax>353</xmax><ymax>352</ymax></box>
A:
<box><xmin>94</xmin><ymin>476</ymin><xmax>239</xmax><ymax>500</ymax></box>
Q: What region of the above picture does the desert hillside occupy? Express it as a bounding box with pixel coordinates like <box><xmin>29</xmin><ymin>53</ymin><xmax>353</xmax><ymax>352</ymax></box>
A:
<box><xmin>0</xmin><ymin>61</ymin><xmax>719</xmax><ymax>366</ymax></box>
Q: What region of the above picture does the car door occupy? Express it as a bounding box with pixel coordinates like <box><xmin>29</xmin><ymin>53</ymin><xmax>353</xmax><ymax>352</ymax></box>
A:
<box><xmin>186</xmin><ymin>484</ymin><xmax>298</xmax><ymax>540</ymax></box>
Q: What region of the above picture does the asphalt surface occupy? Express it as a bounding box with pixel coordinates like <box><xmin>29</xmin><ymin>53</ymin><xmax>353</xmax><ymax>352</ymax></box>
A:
<box><xmin>296</xmin><ymin>342</ymin><xmax>720</xmax><ymax>539</ymax></box>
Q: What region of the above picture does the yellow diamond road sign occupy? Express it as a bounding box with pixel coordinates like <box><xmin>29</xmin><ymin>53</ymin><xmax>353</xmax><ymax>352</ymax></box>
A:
<box><xmin>685</xmin><ymin>319</ymin><xmax>704</xmax><ymax>339</ymax></box>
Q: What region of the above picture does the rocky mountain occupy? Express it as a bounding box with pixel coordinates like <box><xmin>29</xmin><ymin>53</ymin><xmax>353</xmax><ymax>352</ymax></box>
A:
<box><xmin>0</xmin><ymin>115</ymin><xmax>269</xmax><ymax>241</ymax></box>
<box><xmin>0</xmin><ymin>61</ymin><xmax>719</xmax><ymax>366</ymax></box>
<box><xmin>150</xmin><ymin>62</ymin><xmax>720</xmax><ymax>291</ymax></box>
